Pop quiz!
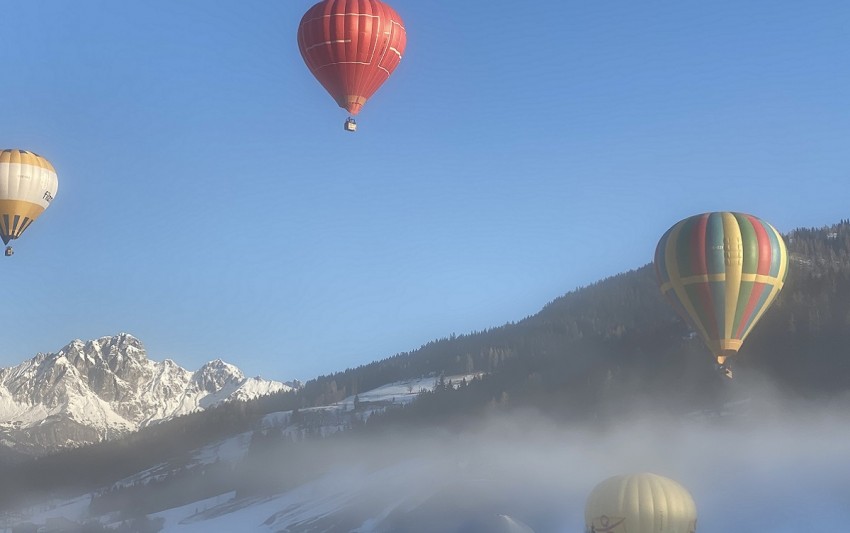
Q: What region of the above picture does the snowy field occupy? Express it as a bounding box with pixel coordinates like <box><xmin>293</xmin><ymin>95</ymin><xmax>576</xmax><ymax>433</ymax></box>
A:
<box><xmin>7</xmin><ymin>380</ymin><xmax>849</xmax><ymax>532</ymax></box>
<box><xmin>138</xmin><ymin>412</ymin><xmax>850</xmax><ymax>532</ymax></box>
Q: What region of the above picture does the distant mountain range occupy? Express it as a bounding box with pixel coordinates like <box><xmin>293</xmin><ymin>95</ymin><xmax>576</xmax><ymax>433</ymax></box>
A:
<box><xmin>0</xmin><ymin>333</ymin><xmax>294</xmax><ymax>454</ymax></box>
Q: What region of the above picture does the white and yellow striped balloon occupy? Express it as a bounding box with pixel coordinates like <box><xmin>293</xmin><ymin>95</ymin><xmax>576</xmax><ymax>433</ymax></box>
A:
<box><xmin>0</xmin><ymin>149</ymin><xmax>58</xmax><ymax>245</ymax></box>
<box><xmin>585</xmin><ymin>473</ymin><xmax>697</xmax><ymax>533</ymax></box>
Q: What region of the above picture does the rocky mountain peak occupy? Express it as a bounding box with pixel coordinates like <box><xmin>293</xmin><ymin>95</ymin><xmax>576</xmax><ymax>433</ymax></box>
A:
<box><xmin>0</xmin><ymin>334</ymin><xmax>294</xmax><ymax>455</ymax></box>
<box><xmin>193</xmin><ymin>359</ymin><xmax>245</xmax><ymax>393</ymax></box>
<box><xmin>60</xmin><ymin>333</ymin><xmax>147</xmax><ymax>373</ymax></box>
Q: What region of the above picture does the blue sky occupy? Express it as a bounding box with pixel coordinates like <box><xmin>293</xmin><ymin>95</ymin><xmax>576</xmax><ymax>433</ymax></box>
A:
<box><xmin>0</xmin><ymin>1</ymin><xmax>848</xmax><ymax>381</ymax></box>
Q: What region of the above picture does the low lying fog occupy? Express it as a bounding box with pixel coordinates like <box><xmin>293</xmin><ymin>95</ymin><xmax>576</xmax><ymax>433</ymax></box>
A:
<box><xmin>251</xmin><ymin>386</ymin><xmax>850</xmax><ymax>532</ymax></box>
<box><xmin>23</xmin><ymin>381</ymin><xmax>848</xmax><ymax>533</ymax></box>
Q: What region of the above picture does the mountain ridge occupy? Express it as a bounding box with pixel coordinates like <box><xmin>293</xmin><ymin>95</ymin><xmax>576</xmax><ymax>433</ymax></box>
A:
<box><xmin>0</xmin><ymin>333</ymin><xmax>293</xmax><ymax>454</ymax></box>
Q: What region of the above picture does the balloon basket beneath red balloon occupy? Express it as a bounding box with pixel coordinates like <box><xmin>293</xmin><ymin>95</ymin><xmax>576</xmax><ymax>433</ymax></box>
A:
<box><xmin>344</xmin><ymin>117</ymin><xmax>357</xmax><ymax>132</ymax></box>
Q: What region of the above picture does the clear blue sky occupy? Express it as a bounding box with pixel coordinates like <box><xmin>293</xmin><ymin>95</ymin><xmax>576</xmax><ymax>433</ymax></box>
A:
<box><xmin>1</xmin><ymin>1</ymin><xmax>847</xmax><ymax>381</ymax></box>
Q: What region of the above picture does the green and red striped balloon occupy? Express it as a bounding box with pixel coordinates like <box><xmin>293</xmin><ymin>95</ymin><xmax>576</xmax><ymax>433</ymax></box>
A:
<box><xmin>654</xmin><ymin>212</ymin><xmax>789</xmax><ymax>366</ymax></box>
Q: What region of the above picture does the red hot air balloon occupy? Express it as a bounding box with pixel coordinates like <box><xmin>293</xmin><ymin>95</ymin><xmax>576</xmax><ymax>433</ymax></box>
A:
<box><xmin>297</xmin><ymin>0</ymin><xmax>407</xmax><ymax>132</ymax></box>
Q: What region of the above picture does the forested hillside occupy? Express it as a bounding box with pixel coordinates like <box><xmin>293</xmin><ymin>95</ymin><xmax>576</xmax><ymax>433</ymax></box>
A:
<box><xmin>290</xmin><ymin>219</ymin><xmax>850</xmax><ymax>424</ymax></box>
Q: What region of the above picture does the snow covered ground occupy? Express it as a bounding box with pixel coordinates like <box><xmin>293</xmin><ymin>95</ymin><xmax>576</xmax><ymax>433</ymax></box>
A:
<box><xmin>115</xmin><ymin>415</ymin><xmax>850</xmax><ymax>531</ymax></box>
<box><xmin>5</xmin><ymin>374</ymin><xmax>479</xmax><ymax>530</ymax></box>
<box><xmin>8</xmin><ymin>377</ymin><xmax>849</xmax><ymax>532</ymax></box>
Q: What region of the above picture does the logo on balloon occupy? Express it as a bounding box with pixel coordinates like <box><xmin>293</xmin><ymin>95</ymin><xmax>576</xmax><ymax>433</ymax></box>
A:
<box><xmin>593</xmin><ymin>515</ymin><xmax>627</xmax><ymax>532</ymax></box>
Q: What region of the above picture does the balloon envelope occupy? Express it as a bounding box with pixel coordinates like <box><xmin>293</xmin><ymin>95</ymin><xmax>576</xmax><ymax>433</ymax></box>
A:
<box><xmin>0</xmin><ymin>149</ymin><xmax>58</xmax><ymax>245</ymax></box>
<box><xmin>654</xmin><ymin>212</ymin><xmax>788</xmax><ymax>364</ymax></box>
<box><xmin>585</xmin><ymin>473</ymin><xmax>697</xmax><ymax>533</ymax></box>
<box><xmin>297</xmin><ymin>0</ymin><xmax>407</xmax><ymax>115</ymax></box>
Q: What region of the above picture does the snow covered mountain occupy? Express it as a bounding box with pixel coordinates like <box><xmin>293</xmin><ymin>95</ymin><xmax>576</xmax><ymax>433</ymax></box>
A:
<box><xmin>0</xmin><ymin>333</ymin><xmax>293</xmax><ymax>454</ymax></box>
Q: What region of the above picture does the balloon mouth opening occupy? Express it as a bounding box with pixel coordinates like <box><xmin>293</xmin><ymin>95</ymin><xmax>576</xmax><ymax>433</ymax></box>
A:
<box><xmin>338</xmin><ymin>95</ymin><xmax>367</xmax><ymax>115</ymax></box>
<box><xmin>703</xmin><ymin>336</ymin><xmax>744</xmax><ymax>366</ymax></box>
<box><xmin>715</xmin><ymin>345</ymin><xmax>741</xmax><ymax>365</ymax></box>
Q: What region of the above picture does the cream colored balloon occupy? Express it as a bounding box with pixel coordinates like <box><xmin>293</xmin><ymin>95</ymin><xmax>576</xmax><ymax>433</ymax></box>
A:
<box><xmin>0</xmin><ymin>149</ymin><xmax>59</xmax><ymax>245</ymax></box>
<box><xmin>585</xmin><ymin>473</ymin><xmax>697</xmax><ymax>533</ymax></box>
